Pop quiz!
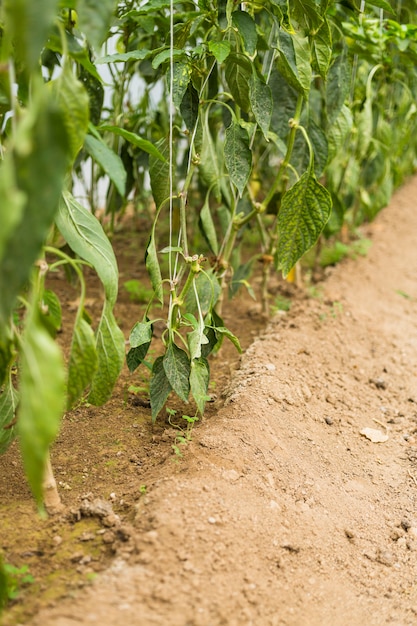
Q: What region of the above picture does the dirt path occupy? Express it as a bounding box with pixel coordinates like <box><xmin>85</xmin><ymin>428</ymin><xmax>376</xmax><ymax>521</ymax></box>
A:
<box><xmin>29</xmin><ymin>178</ymin><xmax>417</xmax><ymax>626</ymax></box>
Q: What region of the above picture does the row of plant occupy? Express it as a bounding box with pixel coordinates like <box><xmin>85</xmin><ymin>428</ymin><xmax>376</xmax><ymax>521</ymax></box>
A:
<box><xmin>0</xmin><ymin>0</ymin><xmax>417</xmax><ymax>524</ymax></box>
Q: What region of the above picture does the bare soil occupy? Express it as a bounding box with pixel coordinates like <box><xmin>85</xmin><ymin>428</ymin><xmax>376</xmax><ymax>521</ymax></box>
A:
<box><xmin>2</xmin><ymin>177</ymin><xmax>417</xmax><ymax>625</ymax></box>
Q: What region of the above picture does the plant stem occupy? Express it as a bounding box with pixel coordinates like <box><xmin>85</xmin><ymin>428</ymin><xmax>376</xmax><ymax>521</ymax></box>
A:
<box><xmin>43</xmin><ymin>451</ymin><xmax>64</xmax><ymax>515</ymax></box>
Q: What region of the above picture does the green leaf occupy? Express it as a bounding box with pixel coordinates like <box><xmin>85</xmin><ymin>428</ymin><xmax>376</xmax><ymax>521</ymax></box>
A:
<box><xmin>96</xmin><ymin>49</ymin><xmax>152</xmax><ymax>64</ymax></box>
<box><xmin>149</xmin><ymin>138</ymin><xmax>171</xmax><ymax>209</ymax></box>
<box><xmin>67</xmin><ymin>317</ymin><xmax>98</xmax><ymax>410</ymax></box>
<box><xmin>190</xmin><ymin>357</ymin><xmax>210</xmax><ymax>415</ymax></box>
<box><xmin>145</xmin><ymin>226</ymin><xmax>164</xmax><ymax>305</ymax></box>
<box><xmin>199</xmin><ymin>193</ymin><xmax>219</xmax><ymax>255</ymax></box>
<box><xmin>40</xmin><ymin>289</ymin><xmax>62</xmax><ymax>337</ymax></box>
<box><xmin>51</xmin><ymin>64</ymin><xmax>89</xmax><ymax>162</ymax></box>
<box><xmin>0</xmin><ymin>90</ymin><xmax>71</xmax><ymax>327</ymax></box>
<box><xmin>311</xmin><ymin>17</ymin><xmax>332</xmax><ymax>78</ymax></box>
<box><xmin>180</xmin><ymin>83</ymin><xmax>200</xmax><ymax>131</ymax></box>
<box><xmin>276</xmin><ymin>172</ymin><xmax>332</xmax><ymax>277</ymax></box>
<box><xmin>127</xmin><ymin>320</ymin><xmax>153</xmax><ymax>372</ymax></box>
<box><xmin>185</xmin><ymin>269</ymin><xmax>221</xmax><ymax>316</ymax></box>
<box><xmin>232</xmin><ymin>11</ymin><xmax>258</xmax><ymax>56</ymax></box>
<box><xmin>4</xmin><ymin>0</ymin><xmax>59</xmax><ymax>72</ymax></box>
<box><xmin>249</xmin><ymin>74</ymin><xmax>273</xmax><ymax>140</ymax></box>
<box><xmin>56</xmin><ymin>191</ymin><xmax>120</xmax><ymax>306</ymax></box>
<box><xmin>212</xmin><ymin>326</ymin><xmax>242</xmax><ymax>353</ymax></box>
<box><xmin>208</xmin><ymin>40</ymin><xmax>231</xmax><ymax>63</ymax></box>
<box><xmin>77</xmin><ymin>0</ymin><xmax>118</xmax><ymax>52</ymax></box>
<box><xmin>326</xmin><ymin>52</ymin><xmax>351</xmax><ymax>125</ymax></box>
<box><xmin>88</xmin><ymin>302</ymin><xmax>125</xmax><ymax>406</ymax></box>
<box><xmin>356</xmin><ymin>97</ymin><xmax>373</xmax><ymax>160</ymax></box>
<box><xmin>327</xmin><ymin>104</ymin><xmax>353</xmax><ymax>161</ymax></box>
<box><xmin>276</xmin><ymin>30</ymin><xmax>311</xmax><ymax>97</ymax></box>
<box><xmin>163</xmin><ymin>343</ymin><xmax>190</xmax><ymax>403</ymax></box>
<box><xmin>99</xmin><ymin>125</ymin><xmax>166</xmax><ymax>162</ymax></box>
<box><xmin>292</xmin><ymin>0</ymin><xmax>324</xmax><ymax>32</ymax></box>
<box><xmin>0</xmin><ymin>376</ymin><xmax>18</xmax><ymax>455</ymax></box>
<box><xmin>171</xmin><ymin>61</ymin><xmax>192</xmax><ymax>109</ymax></box>
<box><xmin>224</xmin><ymin>122</ymin><xmax>252</xmax><ymax>197</ymax></box>
<box><xmin>0</xmin><ymin>339</ymin><xmax>13</xmax><ymax>388</ymax></box>
<box><xmin>200</xmin><ymin>109</ymin><xmax>222</xmax><ymax>201</ymax></box>
<box><xmin>18</xmin><ymin>309</ymin><xmax>66</xmax><ymax>506</ymax></box>
<box><xmin>150</xmin><ymin>356</ymin><xmax>172</xmax><ymax>422</ymax></box>
<box><xmin>152</xmin><ymin>48</ymin><xmax>185</xmax><ymax>69</ymax></box>
<box><xmin>225</xmin><ymin>53</ymin><xmax>252</xmax><ymax>112</ymax></box>
<box><xmin>84</xmin><ymin>134</ymin><xmax>126</xmax><ymax>197</ymax></box>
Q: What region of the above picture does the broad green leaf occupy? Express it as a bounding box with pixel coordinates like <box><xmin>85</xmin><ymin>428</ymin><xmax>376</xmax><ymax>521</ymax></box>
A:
<box><xmin>127</xmin><ymin>320</ymin><xmax>153</xmax><ymax>372</ymax></box>
<box><xmin>18</xmin><ymin>309</ymin><xmax>66</xmax><ymax>506</ymax></box>
<box><xmin>163</xmin><ymin>343</ymin><xmax>190</xmax><ymax>403</ymax></box>
<box><xmin>208</xmin><ymin>40</ymin><xmax>231</xmax><ymax>63</ymax></box>
<box><xmin>56</xmin><ymin>191</ymin><xmax>120</xmax><ymax>306</ymax></box>
<box><xmin>50</xmin><ymin>64</ymin><xmax>89</xmax><ymax>162</ymax></box>
<box><xmin>96</xmin><ymin>49</ymin><xmax>152</xmax><ymax>64</ymax></box>
<box><xmin>225</xmin><ymin>53</ymin><xmax>252</xmax><ymax>112</ymax></box>
<box><xmin>276</xmin><ymin>172</ymin><xmax>332</xmax><ymax>277</ymax></box>
<box><xmin>99</xmin><ymin>125</ymin><xmax>166</xmax><ymax>162</ymax></box>
<box><xmin>149</xmin><ymin>138</ymin><xmax>171</xmax><ymax>209</ymax></box>
<box><xmin>0</xmin><ymin>375</ymin><xmax>18</xmax><ymax>454</ymax></box>
<box><xmin>199</xmin><ymin>193</ymin><xmax>219</xmax><ymax>255</ymax></box>
<box><xmin>276</xmin><ymin>30</ymin><xmax>311</xmax><ymax>97</ymax></box>
<box><xmin>84</xmin><ymin>134</ymin><xmax>126</xmax><ymax>197</ymax></box>
<box><xmin>200</xmin><ymin>109</ymin><xmax>222</xmax><ymax>200</ymax></box>
<box><xmin>327</xmin><ymin>104</ymin><xmax>353</xmax><ymax>161</ymax></box>
<box><xmin>88</xmin><ymin>302</ymin><xmax>125</xmax><ymax>406</ymax></box>
<box><xmin>232</xmin><ymin>11</ymin><xmax>258</xmax><ymax>56</ymax></box>
<box><xmin>171</xmin><ymin>62</ymin><xmax>192</xmax><ymax>109</ymax></box>
<box><xmin>4</xmin><ymin>0</ymin><xmax>59</xmax><ymax>71</ymax></box>
<box><xmin>326</xmin><ymin>52</ymin><xmax>351</xmax><ymax>125</ymax></box>
<box><xmin>77</xmin><ymin>0</ymin><xmax>119</xmax><ymax>52</ymax></box>
<box><xmin>152</xmin><ymin>48</ymin><xmax>185</xmax><ymax>69</ymax></box>
<box><xmin>150</xmin><ymin>356</ymin><xmax>172</xmax><ymax>422</ymax></box>
<box><xmin>311</xmin><ymin>17</ymin><xmax>332</xmax><ymax>78</ymax></box>
<box><xmin>0</xmin><ymin>91</ymin><xmax>71</xmax><ymax>327</ymax></box>
<box><xmin>292</xmin><ymin>0</ymin><xmax>324</xmax><ymax>32</ymax></box>
<box><xmin>145</xmin><ymin>226</ymin><xmax>164</xmax><ymax>305</ymax></box>
<box><xmin>269</xmin><ymin>68</ymin><xmax>299</xmax><ymax>140</ymax></box>
<box><xmin>190</xmin><ymin>357</ymin><xmax>210</xmax><ymax>415</ymax></box>
<box><xmin>0</xmin><ymin>156</ymin><xmax>26</xmax><ymax>263</ymax></box>
<box><xmin>249</xmin><ymin>74</ymin><xmax>273</xmax><ymax>140</ymax></box>
<box><xmin>67</xmin><ymin>317</ymin><xmax>98</xmax><ymax>410</ymax></box>
<box><xmin>180</xmin><ymin>83</ymin><xmax>200</xmax><ymax>131</ymax></box>
<box><xmin>224</xmin><ymin>122</ymin><xmax>252</xmax><ymax>197</ymax></box>
<box><xmin>185</xmin><ymin>269</ymin><xmax>221</xmax><ymax>316</ymax></box>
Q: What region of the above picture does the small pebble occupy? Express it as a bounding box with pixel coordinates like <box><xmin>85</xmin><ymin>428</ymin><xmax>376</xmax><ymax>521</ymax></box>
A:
<box><xmin>325</xmin><ymin>417</ymin><xmax>333</xmax><ymax>426</ymax></box>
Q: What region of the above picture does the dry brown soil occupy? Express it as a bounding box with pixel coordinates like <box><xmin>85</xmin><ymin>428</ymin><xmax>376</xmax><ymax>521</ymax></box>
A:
<box><xmin>2</xmin><ymin>177</ymin><xmax>417</xmax><ymax>626</ymax></box>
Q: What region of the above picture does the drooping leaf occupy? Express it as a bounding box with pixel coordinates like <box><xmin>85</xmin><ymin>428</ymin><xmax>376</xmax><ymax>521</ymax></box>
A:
<box><xmin>311</xmin><ymin>17</ymin><xmax>332</xmax><ymax>78</ymax></box>
<box><xmin>365</xmin><ymin>0</ymin><xmax>393</xmax><ymax>11</ymax></box>
<box><xmin>40</xmin><ymin>289</ymin><xmax>62</xmax><ymax>338</ymax></box>
<box><xmin>224</xmin><ymin>53</ymin><xmax>252</xmax><ymax>112</ymax></box>
<box><xmin>249</xmin><ymin>73</ymin><xmax>273</xmax><ymax>140</ymax></box>
<box><xmin>211</xmin><ymin>326</ymin><xmax>242</xmax><ymax>353</ymax></box>
<box><xmin>152</xmin><ymin>48</ymin><xmax>185</xmax><ymax>69</ymax></box>
<box><xmin>163</xmin><ymin>343</ymin><xmax>190</xmax><ymax>403</ymax></box>
<box><xmin>145</xmin><ymin>225</ymin><xmax>164</xmax><ymax>305</ymax></box>
<box><xmin>0</xmin><ymin>155</ymin><xmax>26</xmax><ymax>264</ymax></box>
<box><xmin>3</xmin><ymin>0</ymin><xmax>59</xmax><ymax>72</ymax></box>
<box><xmin>88</xmin><ymin>302</ymin><xmax>125</xmax><ymax>406</ymax></box>
<box><xmin>276</xmin><ymin>172</ymin><xmax>332</xmax><ymax>277</ymax></box>
<box><xmin>269</xmin><ymin>68</ymin><xmax>299</xmax><ymax>140</ymax></box>
<box><xmin>56</xmin><ymin>191</ymin><xmax>120</xmax><ymax>305</ymax></box>
<box><xmin>326</xmin><ymin>52</ymin><xmax>351</xmax><ymax>125</ymax></box>
<box><xmin>96</xmin><ymin>49</ymin><xmax>152</xmax><ymax>64</ymax></box>
<box><xmin>190</xmin><ymin>357</ymin><xmax>210</xmax><ymax>415</ymax></box>
<box><xmin>51</xmin><ymin>64</ymin><xmax>89</xmax><ymax>162</ymax></box>
<box><xmin>150</xmin><ymin>356</ymin><xmax>172</xmax><ymax>422</ymax></box>
<box><xmin>185</xmin><ymin>269</ymin><xmax>221</xmax><ymax>316</ymax></box>
<box><xmin>67</xmin><ymin>317</ymin><xmax>98</xmax><ymax>410</ymax></box>
<box><xmin>170</xmin><ymin>61</ymin><xmax>192</xmax><ymax>109</ymax></box>
<box><xmin>0</xmin><ymin>339</ymin><xmax>13</xmax><ymax>388</ymax></box>
<box><xmin>232</xmin><ymin>11</ymin><xmax>258</xmax><ymax>56</ymax></box>
<box><xmin>180</xmin><ymin>83</ymin><xmax>200</xmax><ymax>131</ymax></box>
<box><xmin>84</xmin><ymin>134</ymin><xmax>126</xmax><ymax>198</ymax></box>
<box><xmin>208</xmin><ymin>40</ymin><xmax>231</xmax><ymax>63</ymax></box>
<box><xmin>0</xmin><ymin>375</ymin><xmax>18</xmax><ymax>454</ymax></box>
<box><xmin>292</xmin><ymin>0</ymin><xmax>324</xmax><ymax>32</ymax></box>
<box><xmin>199</xmin><ymin>193</ymin><xmax>219</xmax><ymax>255</ymax></box>
<box><xmin>224</xmin><ymin>122</ymin><xmax>252</xmax><ymax>197</ymax></box>
<box><xmin>77</xmin><ymin>0</ymin><xmax>119</xmax><ymax>52</ymax></box>
<box><xmin>18</xmin><ymin>309</ymin><xmax>66</xmax><ymax>507</ymax></box>
<box><xmin>356</xmin><ymin>97</ymin><xmax>373</xmax><ymax>160</ymax></box>
<box><xmin>0</xmin><ymin>90</ymin><xmax>71</xmax><ymax>327</ymax></box>
<box><xmin>327</xmin><ymin>104</ymin><xmax>353</xmax><ymax>161</ymax></box>
<box><xmin>127</xmin><ymin>320</ymin><xmax>153</xmax><ymax>372</ymax></box>
<box><xmin>276</xmin><ymin>30</ymin><xmax>311</xmax><ymax>97</ymax></box>
<box><xmin>149</xmin><ymin>137</ymin><xmax>171</xmax><ymax>209</ymax></box>
<box><xmin>99</xmin><ymin>125</ymin><xmax>166</xmax><ymax>162</ymax></box>
<box><xmin>200</xmin><ymin>108</ymin><xmax>222</xmax><ymax>200</ymax></box>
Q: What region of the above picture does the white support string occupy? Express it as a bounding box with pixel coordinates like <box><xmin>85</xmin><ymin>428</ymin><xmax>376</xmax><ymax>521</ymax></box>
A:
<box><xmin>169</xmin><ymin>0</ymin><xmax>174</xmax><ymax>290</ymax></box>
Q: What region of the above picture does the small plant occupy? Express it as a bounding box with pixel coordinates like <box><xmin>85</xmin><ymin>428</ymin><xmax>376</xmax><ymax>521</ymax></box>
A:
<box><xmin>166</xmin><ymin>408</ymin><xmax>199</xmax><ymax>459</ymax></box>
<box><xmin>123</xmin><ymin>280</ymin><xmax>155</xmax><ymax>304</ymax></box>
<box><xmin>271</xmin><ymin>295</ymin><xmax>292</xmax><ymax>314</ymax></box>
<box><xmin>0</xmin><ymin>562</ymin><xmax>34</xmax><ymax>607</ymax></box>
